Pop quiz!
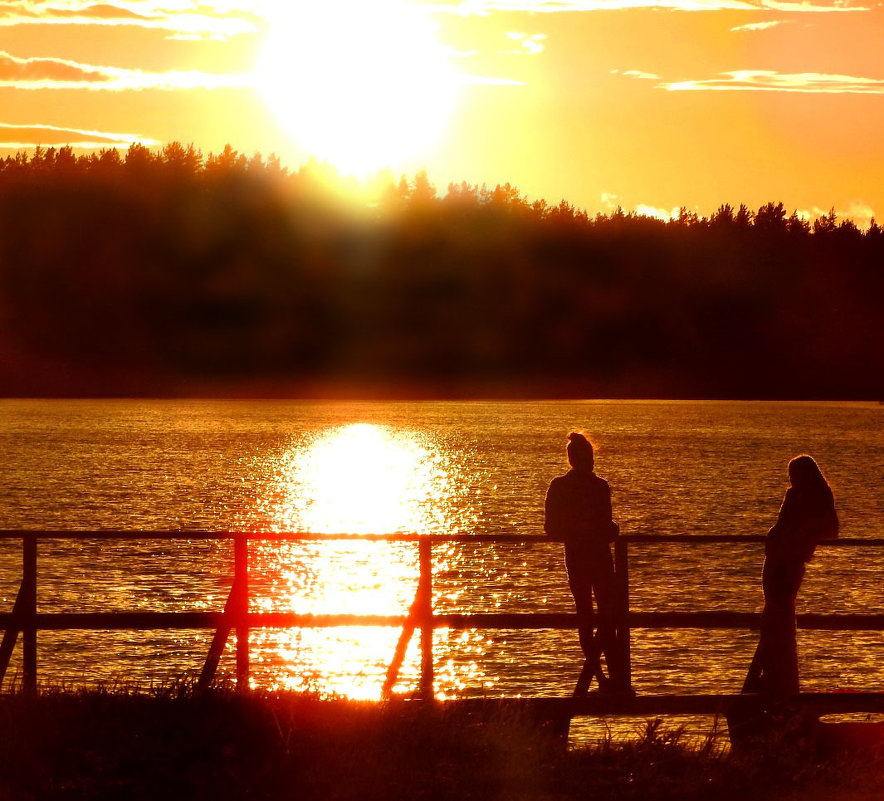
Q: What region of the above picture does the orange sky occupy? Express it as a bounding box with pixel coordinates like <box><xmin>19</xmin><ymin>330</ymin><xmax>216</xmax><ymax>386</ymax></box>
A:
<box><xmin>1</xmin><ymin>0</ymin><xmax>882</xmax><ymax>224</ymax></box>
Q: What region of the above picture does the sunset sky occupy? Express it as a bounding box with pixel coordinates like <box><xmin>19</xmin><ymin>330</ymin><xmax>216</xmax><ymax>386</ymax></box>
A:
<box><xmin>2</xmin><ymin>0</ymin><xmax>883</xmax><ymax>223</ymax></box>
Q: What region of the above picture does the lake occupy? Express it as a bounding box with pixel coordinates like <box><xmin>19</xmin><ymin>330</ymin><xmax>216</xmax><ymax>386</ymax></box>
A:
<box><xmin>1</xmin><ymin>399</ymin><xmax>882</xmax><ymax>722</ymax></box>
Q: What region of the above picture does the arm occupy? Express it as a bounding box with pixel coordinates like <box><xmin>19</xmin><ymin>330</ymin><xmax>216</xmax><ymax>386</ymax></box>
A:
<box><xmin>544</xmin><ymin>480</ymin><xmax>567</xmax><ymax>541</ymax></box>
<box><xmin>599</xmin><ymin>480</ymin><xmax>619</xmax><ymax>541</ymax></box>
<box><xmin>768</xmin><ymin>488</ymin><xmax>838</xmax><ymax>561</ymax></box>
<box><xmin>767</xmin><ymin>489</ymin><xmax>795</xmax><ymax>538</ymax></box>
<box><xmin>817</xmin><ymin>505</ymin><xmax>839</xmax><ymax>541</ymax></box>
<box><xmin>764</xmin><ymin>490</ymin><xmax>793</xmax><ymax>559</ymax></box>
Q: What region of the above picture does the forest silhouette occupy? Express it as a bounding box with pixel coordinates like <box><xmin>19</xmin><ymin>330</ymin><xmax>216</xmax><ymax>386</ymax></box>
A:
<box><xmin>0</xmin><ymin>143</ymin><xmax>880</xmax><ymax>398</ymax></box>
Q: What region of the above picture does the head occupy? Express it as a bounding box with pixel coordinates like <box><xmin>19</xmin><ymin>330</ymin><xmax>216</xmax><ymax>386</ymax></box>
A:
<box><xmin>788</xmin><ymin>454</ymin><xmax>828</xmax><ymax>491</ymax></box>
<box><xmin>566</xmin><ymin>431</ymin><xmax>595</xmax><ymax>472</ymax></box>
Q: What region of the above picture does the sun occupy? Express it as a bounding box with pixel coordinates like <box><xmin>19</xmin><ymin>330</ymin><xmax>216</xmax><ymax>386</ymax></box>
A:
<box><xmin>257</xmin><ymin>0</ymin><xmax>459</xmax><ymax>177</ymax></box>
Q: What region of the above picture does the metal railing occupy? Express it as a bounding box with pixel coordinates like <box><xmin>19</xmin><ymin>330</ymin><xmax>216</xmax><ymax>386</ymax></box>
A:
<box><xmin>3</xmin><ymin>531</ymin><xmax>884</xmax><ymax>712</ymax></box>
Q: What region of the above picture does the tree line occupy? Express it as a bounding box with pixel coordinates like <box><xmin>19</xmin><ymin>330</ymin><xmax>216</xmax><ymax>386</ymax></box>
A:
<box><xmin>0</xmin><ymin>143</ymin><xmax>880</xmax><ymax>398</ymax></box>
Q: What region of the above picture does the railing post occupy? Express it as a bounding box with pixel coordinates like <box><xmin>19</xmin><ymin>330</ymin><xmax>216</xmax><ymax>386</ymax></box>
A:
<box><xmin>418</xmin><ymin>537</ymin><xmax>434</xmax><ymax>700</ymax></box>
<box><xmin>614</xmin><ymin>536</ymin><xmax>631</xmax><ymax>690</ymax></box>
<box><xmin>234</xmin><ymin>534</ymin><xmax>249</xmax><ymax>692</ymax></box>
<box><xmin>22</xmin><ymin>534</ymin><xmax>37</xmax><ymax>695</ymax></box>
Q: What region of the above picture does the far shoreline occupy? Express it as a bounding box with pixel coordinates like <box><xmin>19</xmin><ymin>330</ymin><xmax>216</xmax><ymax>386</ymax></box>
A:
<box><xmin>0</xmin><ymin>372</ymin><xmax>879</xmax><ymax>404</ymax></box>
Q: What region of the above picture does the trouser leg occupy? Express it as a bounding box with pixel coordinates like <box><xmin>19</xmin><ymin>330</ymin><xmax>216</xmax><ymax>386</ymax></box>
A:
<box><xmin>566</xmin><ymin>557</ymin><xmax>605</xmax><ymax>686</ymax></box>
<box><xmin>569</xmin><ymin>572</ymin><xmax>597</xmax><ymax>663</ymax></box>
<box><xmin>593</xmin><ymin>565</ymin><xmax>626</xmax><ymax>689</ymax></box>
<box><xmin>760</xmin><ymin>559</ymin><xmax>804</xmax><ymax>698</ymax></box>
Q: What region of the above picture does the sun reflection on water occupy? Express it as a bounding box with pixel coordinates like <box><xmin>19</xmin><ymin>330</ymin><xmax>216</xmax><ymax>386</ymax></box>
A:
<box><xmin>261</xmin><ymin>423</ymin><xmax>455</xmax><ymax>536</ymax></box>
<box><xmin>244</xmin><ymin>423</ymin><xmax>485</xmax><ymax>699</ymax></box>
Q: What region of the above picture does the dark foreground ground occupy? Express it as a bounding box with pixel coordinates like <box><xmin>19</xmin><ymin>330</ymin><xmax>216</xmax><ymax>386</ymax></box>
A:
<box><xmin>3</xmin><ymin>689</ymin><xmax>883</xmax><ymax>801</ymax></box>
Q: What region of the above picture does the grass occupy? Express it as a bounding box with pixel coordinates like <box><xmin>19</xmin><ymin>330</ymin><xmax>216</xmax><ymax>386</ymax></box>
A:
<box><xmin>2</xmin><ymin>684</ymin><xmax>884</xmax><ymax>801</ymax></box>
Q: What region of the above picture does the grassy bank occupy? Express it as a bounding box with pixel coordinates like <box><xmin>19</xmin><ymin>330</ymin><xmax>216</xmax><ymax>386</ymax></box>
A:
<box><xmin>2</xmin><ymin>688</ymin><xmax>883</xmax><ymax>801</ymax></box>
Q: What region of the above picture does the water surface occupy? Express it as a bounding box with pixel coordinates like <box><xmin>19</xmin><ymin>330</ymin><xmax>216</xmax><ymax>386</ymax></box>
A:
<box><xmin>1</xmin><ymin>400</ymin><xmax>882</xmax><ymax>711</ymax></box>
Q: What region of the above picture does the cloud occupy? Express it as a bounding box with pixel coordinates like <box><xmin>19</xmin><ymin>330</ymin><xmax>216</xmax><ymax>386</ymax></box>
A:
<box><xmin>730</xmin><ymin>19</ymin><xmax>789</xmax><ymax>30</ymax></box>
<box><xmin>0</xmin><ymin>50</ymin><xmax>252</xmax><ymax>90</ymax></box>
<box><xmin>14</xmin><ymin>0</ymin><xmax>862</xmax><ymax>26</ymax></box>
<box><xmin>503</xmin><ymin>31</ymin><xmax>547</xmax><ymax>54</ymax></box>
<box><xmin>661</xmin><ymin>70</ymin><xmax>884</xmax><ymax>93</ymax></box>
<box><xmin>600</xmin><ymin>192</ymin><xmax>681</xmax><ymax>219</ymax></box>
<box><xmin>797</xmin><ymin>202</ymin><xmax>876</xmax><ymax>228</ymax></box>
<box><xmin>601</xmin><ymin>191</ymin><xmax>619</xmax><ymax>209</ymax></box>
<box><xmin>0</xmin><ymin>51</ymin><xmax>113</xmax><ymax>84</ymax></box>
<box><xmin>842</xmin><ymin>202</ymin><xmax>875</xmax><ymax>227</ymax></box>
<box><xmin>612</xmin><ymin>69</ymin><xmax>661</xmax><ymax>80</ymax></box>
<box><xmin>0</xmin><ymin>1</ymin><xmax>259</xmax><ymax>40</ymax></box>
<box><xmin>0</xmin><ymin>121</ymin><xmax>157</xmax><ymax>148</ymax></box>
<box><xmin>438</xmin><ymin>0</ymin><xmax>867</xmax><ymax>13</ymax></box>
<box><xmin>634</xmin><ymin>203</ymin><xmax>681</xmax><ymax>221</ymax></box>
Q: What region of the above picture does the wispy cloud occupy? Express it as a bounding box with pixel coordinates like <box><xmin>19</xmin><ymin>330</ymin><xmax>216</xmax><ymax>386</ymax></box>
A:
<box><xmin>0</xmin><ymin>121</ymin><xmax>156</xmax><ymax>148</ymax></box>
<box><xmin>0</xmin><ymin>1</ymin><xmax>259</xmax><ymax>40</ymax></box>
<box><xmin>602</xmin><ymin>193</ymin><xmax>877</xmax><ymax>226</ymax></box>
<box><xmin>842</xmin><ymin>202</ymin><xmax>875</xmax><ymax>226</ymax></box>
<box><xmin>0</xmin><ymin>50</ymin><xmax>252</xmax><ymax>90</ymax></box>
<box><xmin>439</xmin><ymin>0</ymin><xmax>867</xmax><ymax>13</ymax></box>
<box><xmin>798</xmin><ymin>202</ymin><xmax>876</xmax><ymax>227</ymax></box>
<box><xmin>730</xmin><ymin>19</ymin><xmax>789</xmax><ymax>31</ymax></box>
<box><xmin>661</xmin><ymin>70</ymin><xmax>884</xmax><ymax>93</ymax></box>
<box><xmin>502</xmin><ymin>31</ymin><xmax>547</xmax><ymax>54</ymax></box>
<box><xmin>612</xmin><ymin>68</ymin><xmax>661</xmax><ymax>80</ymax></box>
<box><xmin>601</xmin><ymin>191</ymin><xmax>619</xmax><ymax>209</ymax></box>
<box><xmin>601</xmin><ymin>192</ymin><xmax>681</xmax><ymax>219</ymax></box>
<box><xmin>634</xmin><ymin>203</ymin><xmax>681</xmax><ymax>221</ymax></box>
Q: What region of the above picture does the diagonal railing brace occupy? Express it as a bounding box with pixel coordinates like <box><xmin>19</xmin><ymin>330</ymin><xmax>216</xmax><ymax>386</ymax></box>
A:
<box><xmin>196</xmin><ymin>575</ymin><xmax>242</xmax><ymax>693</ymax></box>
<box><xmin>196</xmin><ymin>534</ymin><xmax>249</xmax><ymax>693</ymax></box>
<box><xmin>381</xmin><ymin>588</ymin><xmax>420</xmax><ymax>699</ymax></box>
<box><xmin>0</xmin><ymin>536</ymin><xmax>37</xmax><ymax>692</ymax></box>
<box><xmin>382</xmin><ymin>538</ymin><xmax>434</xmax><ymax>699</ymax></box>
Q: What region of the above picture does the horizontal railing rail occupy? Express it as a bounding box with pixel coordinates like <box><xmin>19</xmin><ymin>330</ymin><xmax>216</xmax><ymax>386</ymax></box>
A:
<box><xmin>2</xmin><ymin>530</ymin><xmax>884</xmax><ymax>545</ymax></box>
<box><xmin>2</xmin><ymin>532</ymin><xmax>882</xmax><ymax>712</ymax></box>
<box><xmin>4</xmin><ymin>611</ymin><xmax>884</xmax><ymax>632</ymax></box>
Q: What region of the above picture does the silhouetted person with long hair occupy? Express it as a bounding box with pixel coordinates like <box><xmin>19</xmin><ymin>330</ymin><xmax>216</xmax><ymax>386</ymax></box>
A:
<box><xmin>545</xmin><ymin>432</ymin><xmax>627</xmax><ymax>694</ymax></box>
<box><xmin>745</xmin><ymin>455</ymin><xmax>839</xmax><ymax>699</ymax></box>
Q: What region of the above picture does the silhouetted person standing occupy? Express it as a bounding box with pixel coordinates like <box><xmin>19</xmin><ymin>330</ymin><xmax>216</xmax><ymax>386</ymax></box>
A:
<box><xmin>747</xmin><ymin>455</ymin><xmax>839</xmax><ymax>699</ymax></box>
<box><xmin>545</xmin><ymin>432</ymin><xmax>626</xmax><ymax>694</ymax></box>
